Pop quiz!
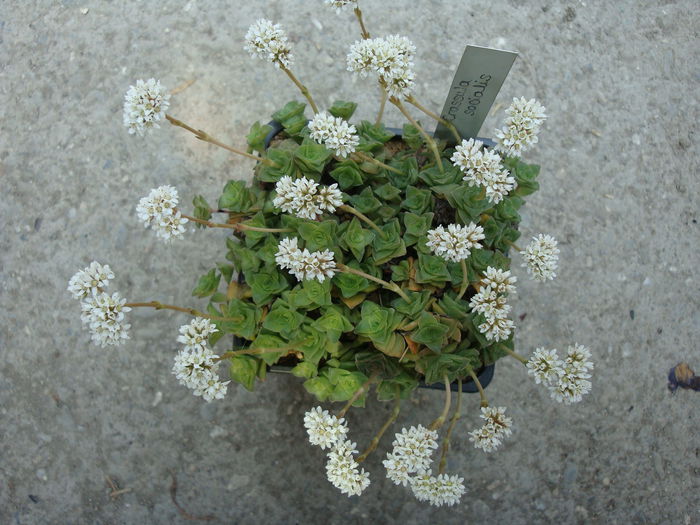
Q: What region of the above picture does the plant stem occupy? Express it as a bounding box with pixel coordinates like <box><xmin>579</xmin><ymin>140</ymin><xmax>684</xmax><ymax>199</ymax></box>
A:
<box><xmin>357</xmin><ymin>392</ymin><xmax>401</xmax><ymax>463</ymax></box>
<box><xmin>375</xmin><ymin>87</ymin><xmax>388</xmax><ymax>125</ymax></box>
<box><xmin>216</xmin><ymin>346</ymin><xmax>294</xmax><ymax>361</ymax></box>
<box><xmin>180</xmin><ymin>214</ymin><xmax>293</xmax><ymax>233</ymax></box>
<box><xmin>391</xmin><ymin>98</ymin><xmax>444</xmax><ymax>173</ymax></box>
<box><xmin>338</xmin><ymin>372</ymin><xmax>379</xmax><ymax>418</ymax></box>
<box><xmin>429</xmin><ymin>375</ymin><xmax>452</xmax><ymax>430</ymax></box>
<box><xmin>338</xmin><ymin>204</ymin><xmax>385</xmax><ymax>238</ymax></box>
<box><xmin>279</xmin><ymin>65</ymin><xmax>319</xmax><ymax>114</ymax></box>
<box><xmin>352</xmin><ymin>151</ymin><xmax>405</xmax><ymax>176</ymax></box>
<box><xmin>406</xmin><ymin>95</ymin><xmax>461</xmax><ymax>144</ymax></box>
<box><xmin>438</xmin><ymin>378</ymin><xmax>462</xmax><ymax>474</ymax></box>
<box><xmin>338</xmin><ymin>264</ymin><xmax>411</xmax><ymax>302</ymax></box>
<box><xmin>124</xmin><ymin>301</ymin><xmax>236</xmax><ymax>322</ymax></box>
<box><xmin>506</xmin><ymin>239</ymin><xmax>523</xmax><ymax>252</ymax></box>
<box><xmin>353</xmin><ymin>7</ymin><xmax>370</xmax><ymax>39</ymax></box>
<box><xmin>467</xmin><ymin>368</ymin><xmax>489</xmax><ymax>408</ymax></box>
<box><xmin>504</xmin><ymin>347</ymin><xmax>528</xmax><ymax>365</ymax></box>
<box><xmin>166</xmin><ymin>115</ymin><xmax>276</xmax><ymax>166</ymax></box>
<box><xmin>457</xmin><ymin>259</ymin><xmax>469</xmax><ymax>300</ymax></box>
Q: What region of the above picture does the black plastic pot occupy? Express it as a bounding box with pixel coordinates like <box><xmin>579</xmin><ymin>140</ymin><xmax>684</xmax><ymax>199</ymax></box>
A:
<box><xmin>236</xmin><ymin>120</ymin><xmax>496</xmax><ymax>393</ymax></box>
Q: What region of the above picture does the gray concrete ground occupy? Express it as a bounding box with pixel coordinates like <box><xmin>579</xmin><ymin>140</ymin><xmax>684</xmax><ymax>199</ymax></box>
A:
<box><xmin>1</xmin><ymin>0</ymin><xmax>698</xmax><ymax>523</ymax></box>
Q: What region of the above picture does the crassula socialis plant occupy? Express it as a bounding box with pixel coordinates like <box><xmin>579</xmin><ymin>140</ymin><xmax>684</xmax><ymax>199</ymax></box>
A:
<box><xmin>68</xmin><ymin>1</ymin><xmax>593</xmax><ymax>507</ymax></box>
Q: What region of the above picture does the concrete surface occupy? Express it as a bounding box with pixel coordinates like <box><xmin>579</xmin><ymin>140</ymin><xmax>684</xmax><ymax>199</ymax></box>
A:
<box><xmin>1</xmin><ymin>0</ymin><xmax>698</xmax><ymax>523</ymax></box>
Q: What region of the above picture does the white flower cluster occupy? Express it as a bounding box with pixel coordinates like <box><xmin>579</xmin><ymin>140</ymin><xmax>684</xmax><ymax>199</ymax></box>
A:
<box><xmin>123</xmin><ymin>78</ymin><xmax>170</xmax><ymax>137</ymax></box>
<box><xmin>410</xmin><ymin>471</ymin><xmax>466</xmax><ymax>507</ymax></box>
<box><xmin>527</xmin><ymin>344</ymin><xmax>593</xmax><ymax>404</ymax></box>
<box><xmin>275</xmin><ymin>237</ymin><xmax>337</xmax><ymax>282</ymax></box>
<box><xmin>425</xmin><ymin>223</ymin><xmax>485</xmax><ymax>263</ymax></box>
<box><xmin>273</xmin><ymin>176</ymin><xmax>344</xmax><ymax>220</ymax></box>
<box><xmin>326</xmin><ymin>440</ymin><xmax>371</xmax><ymax>497</ymax></box>
<box><xmin>495</xmin><ymin>97</ymin><xmax>547</xmax><ymax>158</ymax></box>
<box><xmin>136</xmin><ymin>185</ymin><xmax>189</xmax><ymax>241</ymax></box>
<box><xmin>383</xmin><ymin>425</ymin><xmax>438</xmax><ymax>486</ymax></box>
<box><xmin>451</xmin><ymin>138</ymin><xmax>516</xmax><ymax>204</ymax></box>
<box><xmin>303</xmin><ymin>407</ymin><xmax>369</xmax><ymax>496</ymax></box>
<box><xmin>304</xmin><ymin>406</ymin><xmax>349</xmax><ymax>449</ymax></box>
<box><xmin>69</xmin><ymin>262</ymin><xmax>131</xmax><ymax>347</ymax></box>
<box><xmin>347</xmin><ymin>35</ymin><xmax>416</xmax><ymax>98</ymax></box>
<box><xmin>67</xmin><ymin>261</ymin><xmax>115</xmax><ymax>300</ymax></box>
<box><xmin>468</xmin><ymin>406</ymin><xmax>513</xmax><ymax>453</ymax></box>
<box><xmin>469</xmin><ymin>266</ymin><xmax>516</xmax><ymax>342</ymax></box>
<box><xmin>244</xmin><ymin>19</ymin><xmax>294</xmax><ymax>68</ymax></box>
<box><xmin>382</xmin><ymin>425</ymin><xmax>464</xmax><ymax>507</ymax></box>
<box><xmin>308</xmin><ymin>112</ymin><xmax>360</xmax><ymax>158</ymax></box>
<box><xmin>172</xmin><ymin>318</ymin><xmax>229</xmax><ymax>402</ymax></box>
<box><xmin>520</xmin><ymin>234</ymin><xmax>559</xmax><ymax>282</ymax></box>
<box><xmin>324</xmin><ymin>0</ymin><xmax>357</xmax><ymax>13</ymax></box>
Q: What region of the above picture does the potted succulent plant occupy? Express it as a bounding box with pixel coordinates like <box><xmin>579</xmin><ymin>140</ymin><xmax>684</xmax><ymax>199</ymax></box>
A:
<box><xmin>68</xmin><ymin>0</ymin><xmax>593</xmax><ymax>507</ymax></box>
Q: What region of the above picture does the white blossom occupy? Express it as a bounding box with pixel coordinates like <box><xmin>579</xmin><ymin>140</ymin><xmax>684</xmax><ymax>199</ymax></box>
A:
<box><xmin>68</xmin><ymin>261</ymin><xmax>115</xmax><ymax>300</ymax></box>
<box><xmin>410</xmin><ymin>470</ymin><xmax>466</xmax><ymax>507</ymax></box>
<box><xmin>273</xmin><ymin>176</ymin><xmax>343</xmax><ymax>220</ymax></box>
<box><xmin>469</xmin><ymin>285</ymin><xmax>511</xmax><ymax>322</ymax></box>
<box><xmin>494</xmin><ymin>97</ymin><xmax>547</xmax><ymax>157</ymax></box>
<box><xmin>520</xmin><ymin>234</ymin><xmax>559</xmax><ymax>282</ymax></box>
<box><xmin>346</xmin><ymin>35</ymin><xmax>416</xmax><ymax>99</ymax></box>
<box><xmin>469</xmin><ymin>406</ymin><xmax>513</xmax><ymax>453</ymax></box>
<box><xmin>154</xmin><ymin>211</ymin><xmax>189</xmax><ymax>240</ymax></box>
<box><xmin>244</xmin><ymin>19</ymin><xmax>294</xmax><ymax>68</ymax></box>
<box><xmin>383</xmin><ymin>425</ymin><xmax>438</xmax><ymax>483</ymax></box>
<box><xmin>304</xmin><ymin>406</ymin><xmax>348</xmax><ymax>449</ymax></box>
<box><xmin>426</xmin><ymin>223</ymin><xmax>484</xmax><ymax>263</ymax></box>
<box><xmin>526</xmin><ymin>347</ymin><xmax>563</xmax><ymax>385</ymax></box>
<box><xmin>274</xmin><ymin>236</ymin><xmax>303</xmax><ymax>270</ymax></box>
<box><xmin>468</xmin><ymin>424</ymin><xmax>502</xmax><ymax>453</ymax></box>
<box><xmin>484</xmin><ymin>168</ymin><xmax>517</xmax><ymax>204</ymax></box>
<box><xmin>326</xmin><ymin>440</ymin><xmax>371</xmax><ymax>496</ymax></box>
<box><xmin>549</xmin><ymin>344</ymin><xmax>593</xmax><ymax>404</ymax></box>
<box><xmin>136</xmin><ymin>185</ymin><xmax>189</xmax><ymax>241</ymax></box>
<box><xmin>481</xmin><ymin>266</ymin><xmax>517</xmax><ymax>294</ymax></box>
<box><xmin>324</xmin><ymin>0</ymin><xmax>357</xmax><ymax>12</ymax></box>
<box><xmin>80</xmin><ymin>292</ymin><xmax>131</xmax><ymax>347</ymax></box>
<box><xmin>172</xmin><ymin>346</ymin><xmax>229</xmax><ymax>402</ymax></box>
<box><xmin>275</xmin><ymin>239</ymin><xmax>337</xmax><ymax>282</ymax></box>
<box><xmin>177</xmin><ymin>318</ymin><xmax>219</xmax><ymax>352</ymax></box>
<box><xmin>308</xmin><ymin>112</ymin><xmax>359</xmax><ymax>158</ymax></box>
<box><xmin>451</xmin><ymin>138</ymin><xmax>515</xmax><ymax>203</ymax></box>
<box><xmin>478</xmin><ymin>315</ymin><xmax>514</xmax><ymax>342</ymax></box>
<box><xmin>123</xmin><ymin>78</ymin><xmax>170</xmax><ymax>136</ymax></box>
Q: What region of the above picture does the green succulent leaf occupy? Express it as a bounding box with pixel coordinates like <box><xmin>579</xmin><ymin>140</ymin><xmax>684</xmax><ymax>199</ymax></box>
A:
<box><xmin>324</xmin><ymin>368</ymin><xmax>369</xmax><ymax>405</ymax></box>
<box><xmin>192</xmin><ymin>195</ymin><xmax>212</xmax><ymax>226</ymax></box>
<box><xmin>415</xmin><ymin>253</ymin><xmax>451</xmax><ymax>285</ymax></box>
<box><xmin>330</xmin><ymin>160</ymin><xmax>365</xmax><ymax>189</ymax></box>
<box><xmin>220</xmin><ymin>299</ymin><xmax>262</xmax><ymax>339</ymax></box>
<box><xmin>249</xmin><ymin>333</ymin><xmax>288</xmax><ymax>365</ymax></box>
<box><xmin>298</xmin><ymin>325</ymin><xmax>330</xmax><ymax>365</ymax></box>
<box><xmin>403</xmin><ymin>212</ymin><xmax>434</xmax><ymax>247</ymax></box>
<box><xmin>192</xmin><ymin>269</ymin><xmax>220</xmax><ymax>298</ymax></box>
<box><xmin>411</xmin><ymin>312</ymin><xmax>450</xmax><ymax>352</ymax></box>
<box><xmin>217</xmin><ymin>263</ymin><xmax>235</xmax><ymax>283</ymax></box>
<box><xmin>303</xmin><ymin>278</ymin><xmax>333</xmax><ymax>307</ymax></box>
<box><xmin>218</xmin><ymin>180</ymin><xmax>255</xmax><ymax>212</ymax></box>
<box><xmin>246</xmin><ymin>267</ymin><xmax>290</xmax><ymax>305</ymax></box>
<box><xmin>262</xmin><ymin>301</ymin><xmax>305</xmax><ymax>338</ymax></box>
<box><xmin>374</xmin><ymin>183</ymin><xmax>402</xmax><ymax>203</ymax></box>
<box><xmin>257</xmin><ymin>148</ymin><xmax>296</xmax><ymax>183</ymax></box>
<box><xmin>356</xmin><ymin>121</ymin><xmax>395</xmax><ymax>146</ymax></box>
<box><xmin>332</xmin><ymin>267</ymin><xmax>370</xmax><ymax>298</ymax></box>
<box><xmin>342</xmin><ymin>217</ymin><xmax>374</xmax><ymax>261</ymax></box>
<box><xmin>418</xmin><ymin>352</ymin><xmax>477</xmax><ymax>385</ymax></box>
<box><xmin>226</xmin><ymin>239</ymin><xmax>261</xmax><ymax>274</ymax></box>
<box><xmin>354</xmin><ymin>301</ymin><xmax>404</xmax><ymax>347</ymax></box>
<box><xmin>349</xmin><ymin>187</ymin><xmax>382</xmax><ymax>215</ymax></box>
<box><xmin>328</xmin><ymin>100</ymin><xmax>358</xmax><ymax>120</ymax></box>
<box><xmin>246</xmin><ymin>121</ymin><xmax>273</xmax><ymax>153</ymax></box>
<box><xmin>401</xmin><ymin>186</ymin><xmax>433</xmax><ymax>214</ymax></box>
<box><xmin>419</xmin><ymin>164</ymin><xmax>462</xmax><ymax>186</ymax></box>
<box><xmin>229</xmin><ymin>355</ymin><xmax>259</xmax><ymax>391</ymax></box>
<box><xmin>402</xmin><ymin>123</ymin><xmax>423</xmax><ymax>149</ymax></box>
<box><xmin>371</xmin><ymin>218</ymin><xmax>406</xmax><ymax>265</ymax></box>
<box><xmin>391</xmin><ymin>290</ymin><xmax>433</xmax><ymax>318</ymax></box>
<box><xmin>294</xmin><ymin>138</ymin><xmax>333</xmax><ymax>174</ymax></box>
<box><xmin>291</xmin><ymin>361</ymin><xmax>317</xmax><ymax>379</ymax></box>
<box><xmin>390</xmin><ymin>260</ymin><xmax>409</xmax><ymax>281</ymax></box>
<box><xmin>313</xmin><ymin>306</ymin><xmax>354</xmax><ymax>342</ymax></box>
<box><xmin>298</xmin><ymin>220</ymin><xmax>337</xmax><ymax>251</ymax></box>
<box><xmin>242</xmin><ymin>212</ymin><xmax>270</xmax><ymax>247</ymax></box>
<box><xmin>272</xmin><ymin>100</ymin><xmax>307</xmax><ymax>135</ymax></box>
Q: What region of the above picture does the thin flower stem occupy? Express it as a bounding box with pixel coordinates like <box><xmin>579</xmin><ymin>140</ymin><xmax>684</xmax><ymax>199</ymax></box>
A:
<box><xmin>353</xmin><ymin>7</ymin><xmax>370</xmax><ymax>39</ymax></box>
<box><xmin>357</xmin><ymin>391</ymin><xmax>401</xmax><ymax>463</ymax></box>
<box><xmin>279</xmin><ymin>65</ymin><xmax>319</xmax><ymax>114</ymax></box>
<box><xmin>438</xmin><ymin>378</ymin><xmax>462</xmax><ymax>474</ymax></box>
<box><xmin>180</xmin><ymin>214</ymin><xmax>293</xmax><ymax>233</ymax></box>
<box><xmin>165</xmin><ymin>115</ymin><xmax>277</xmax><ymax>166</ymax></box>
<box><xmin>124</xmin><ymin>301</ymin><xmax>238</xmax><ymax>322</ymax></box>
<box><xmin>337</xmin><ymin>372</ymin><xmax>379</xmax><ymax>418</ymax></box>
<box><xmin>338</xmin><ymin>204</ymin><xmax>386</xmax><ymax>238</ymax></box>
<box><xmin>429</xmin><ymin>375</ymin><xmax>452</xmax><ymax>430</ymax></box>
<box><xmin>406</xmin><ymin>95</ymin><xmax>461</xmax><ymax>143</ymax></box>
<box><xmin>375</xmin><ymin>87</ymin><xmax>388</xmax><ymax>125</ymax></box>
<box><xmin>352</xmin><ymin>151</ymin><xmax>405</xmax><ymax>176</ymax></box>
<box><xmin>457</xmin><ymin>259</ymin><xmax>469</xmax><ymax>300</ymax></box>
<box><xmin>468</xmin><ymin>368</ymin><xmax>489</xmax><ymax>408</ymax></box>
<box><xmin>338</xmin><ymin>264</ymin><xmax>411</xmax><ymax>302</ymax></box>
<box><xmin>391</xmin><ymin>98</ymin><xmax>444</xmax><ymax>173</ymax></box>
<box><xmin>503</xmin><ymin>347</ymin><xmax>528</xmax><ymax>365</ymax></box>
<box><xmin>211</xmin><ymin>208</ymin><xmax>261</xmax><ymax>216</ymax></box>
<box><xmin>506</xmin><ymin>239</ymin><xmax>523</xmax><ymax>252</ymax></box>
